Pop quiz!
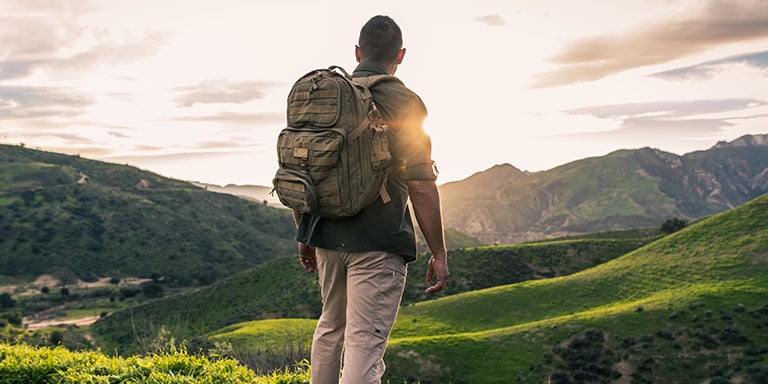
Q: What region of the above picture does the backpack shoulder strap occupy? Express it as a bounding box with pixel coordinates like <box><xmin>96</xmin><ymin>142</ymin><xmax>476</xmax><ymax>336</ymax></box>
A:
<box><xmin>352</xmin><ymin>74</ymin><xmax>402</xmax><ymax>89</ymax></box>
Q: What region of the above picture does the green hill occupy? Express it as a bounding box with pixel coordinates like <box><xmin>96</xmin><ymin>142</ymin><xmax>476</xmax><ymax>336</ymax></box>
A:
<box><xmin>441</xmin><ymin>134</ymin><xmax>768</xmax><ymax>244</ymax></box>
<box><xmin>381</xmin><ymin>193</ymin><xmax>768</xmax><ymax>383</ymax></box>
<box><xmin>0</xmin><ymin>144</ymin><xmax>295</xmax><ymax>286</ymax></box>
<box><xmin>403</xmin><ymin>228</ymin><xmax>660</xmax><ymax>304</ymax></box>
<box><xmin>91</xmin><ymin>229</ymin><xmax>656</xmax><ymax>356</ymax></box>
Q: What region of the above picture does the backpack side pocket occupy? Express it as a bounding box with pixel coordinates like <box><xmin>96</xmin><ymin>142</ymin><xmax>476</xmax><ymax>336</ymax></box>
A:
<box><xmin>272</xmin><ymin>169</ymin><xmax>317</xmax><ymax>213</ymax></box>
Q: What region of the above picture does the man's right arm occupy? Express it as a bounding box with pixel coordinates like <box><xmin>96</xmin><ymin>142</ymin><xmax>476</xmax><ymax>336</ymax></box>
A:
<box><xmin>407</xmin><ymin>179</ymin><xmax>449</xmax><ymax>294</ymax></box>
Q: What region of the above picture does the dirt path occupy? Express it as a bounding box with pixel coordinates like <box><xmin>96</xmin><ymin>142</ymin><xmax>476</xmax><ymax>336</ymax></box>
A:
<box><xmin>24</xmin><ymin>315</ymin><xmax>101</xmax><ymax>330</ymax></box>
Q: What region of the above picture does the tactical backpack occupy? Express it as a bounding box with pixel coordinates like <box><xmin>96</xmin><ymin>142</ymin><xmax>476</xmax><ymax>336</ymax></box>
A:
<box><xmin>272</xmin><ymin>66</ymin><xmax>399</xmax><ymax>218</ymax></box>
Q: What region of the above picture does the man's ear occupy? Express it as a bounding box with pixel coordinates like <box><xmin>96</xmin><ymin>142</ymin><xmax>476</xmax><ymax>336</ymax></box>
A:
<box><xmin>396</xmin><ymin>48</ymin><xmax>406</xmax><ymax>64</ymax></box>
<box><xmin>355</xmin><ymin>45</ymin><xmax>362</xmax><ymax>63</ymax></box>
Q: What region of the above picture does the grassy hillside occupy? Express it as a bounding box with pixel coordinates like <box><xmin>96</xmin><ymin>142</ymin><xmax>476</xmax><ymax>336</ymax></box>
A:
<box><xmin>0</xmin><ymin>144</ymin><xmax>295</xmax><ymax>285</ymax></box>
<box><xmin>91</xmin><ymin>230</ymin><xmax>656</xmax><ymax>357</ymax></box>
<box><xmin>381</xmin><ymin>193</ymin><xmax>768</xmax><ymax>383</ymax></box>
<box><xmin>91</xmin><ymin>256</ymin><xmax>322</xmax><ymax>354</ymax></box>
<box><xmin>403</xmin><ymin>228</ymin><xmax>659</xmax><ymax>304</ymax></box>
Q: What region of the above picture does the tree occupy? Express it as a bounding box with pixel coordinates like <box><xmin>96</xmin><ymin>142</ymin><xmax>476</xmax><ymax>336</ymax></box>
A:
<box><xmin>660</xmin><ymin>217</ymin><xmax>688</xmax><ymax>234</ymax></box>
<box><xmin>141</xmin><ymin>281</ymin><xmax>164</xmax><ymax>298</ymax></box>
<box><xmin>0</xmin><ymin>293</ymin><xmax>16</xmax><ymax>308</ymax></box>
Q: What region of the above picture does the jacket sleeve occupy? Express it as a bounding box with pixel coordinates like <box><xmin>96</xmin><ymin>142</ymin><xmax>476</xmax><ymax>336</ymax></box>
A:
<box><xmin>374</xmin><ymin>83</ymin><xmax>437</xmax><ymax>181</ymax></box>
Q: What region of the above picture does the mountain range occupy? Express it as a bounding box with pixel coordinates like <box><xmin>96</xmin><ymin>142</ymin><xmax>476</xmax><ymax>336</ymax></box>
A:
<box><xmin>1</xmin><ymin>134</ymin><xmax>766</xmax><ymax>283</ymax></box>
<box><xmin>439</xmin><ymin>134</ymin><xmax>768</xmax><ymax>243</ymax></box>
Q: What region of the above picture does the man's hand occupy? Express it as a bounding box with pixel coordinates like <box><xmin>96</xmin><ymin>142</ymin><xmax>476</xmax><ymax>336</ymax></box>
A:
<box><xmin>407</xmin><ymin>179</ymin><xmax>449</xmax><ymax>294</ymax></box>
<box><xmin>425</xmin><ymin>254</ymin><xmax>449</xmax><ymax>294</ymax></box>
<box><xmin>298</xmin><ymin>242</ymin><xmax>317</xmax><ymax>273</ymax></box>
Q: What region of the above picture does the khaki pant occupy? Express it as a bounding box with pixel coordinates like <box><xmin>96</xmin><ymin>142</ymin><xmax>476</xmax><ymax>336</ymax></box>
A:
<box><xmin>310</xmin><ymin>248</ymin><xmax>407</xmax><ymax>384</ymax></box>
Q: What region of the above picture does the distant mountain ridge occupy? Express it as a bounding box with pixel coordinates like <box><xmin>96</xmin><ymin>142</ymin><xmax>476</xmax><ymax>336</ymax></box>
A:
<box><xmin>189</xmin><ymin>182</ymin><xmax>282</xmax><ymax>207</ymax></box>
<box><xmin>713</xmin><ymin>133</ymin><xmax>768</xmax><ymax>148</ymax></box>
<box><xmin>440</xmin><ymin>134</ymin><xmax>768</xmax><ymax>243</ymax></box>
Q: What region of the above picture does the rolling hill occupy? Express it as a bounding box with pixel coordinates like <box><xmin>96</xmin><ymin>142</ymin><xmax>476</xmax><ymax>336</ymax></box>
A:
<box><xmin>381</xmin><ymin>192</ymin><xmax>768</xmax><ymax>383</ymax></box>
<box><xmin>440</xmin><ymin>134</ymin><xmax>768</xmax><ymax>243</ymax></box>
<box><xmin>0</xmin><ymin>144</ymin><xmax>296</xmax><ymax>286</ymax></box>
<box><xmin>90</xmin><ymin>229</ymin><xmax>658</xmax><ymax>355</ymax></box>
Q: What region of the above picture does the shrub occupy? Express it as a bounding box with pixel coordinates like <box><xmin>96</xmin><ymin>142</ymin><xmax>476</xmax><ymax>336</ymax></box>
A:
<box><xmin>0</xmin><ymin>343</ymin><xmax>264</xmax><ymax>383</ymax></box>
<box><xmin>660</xmin><ymin>218</ymin><xmax>688</xmax><ymax>234</ymax></box>
<box><xmin>141</xmin><ymin>281</ymin><xmax>164</xmax><ymax>298</ymax></box>
<box><xmin>0</xmin><ymin>293</ymin><xmax>16</xmax><ymax>308</ymax></box>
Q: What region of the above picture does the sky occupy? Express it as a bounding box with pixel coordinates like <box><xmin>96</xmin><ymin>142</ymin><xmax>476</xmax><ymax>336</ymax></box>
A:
<box><xmin>1</xmin><ymin>0</ymin><xmax>767</xmax><ymax>186</ymax></box>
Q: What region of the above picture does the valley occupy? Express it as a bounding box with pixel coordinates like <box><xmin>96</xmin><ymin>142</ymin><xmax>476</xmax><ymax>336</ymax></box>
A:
<box><xmin>1</xmin><ymin>135</ymin><xmax>767</xmax><ymax>383</ymax></box>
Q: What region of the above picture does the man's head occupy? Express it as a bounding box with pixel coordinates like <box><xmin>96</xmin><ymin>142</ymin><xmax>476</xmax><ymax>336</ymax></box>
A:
<box><xmin>356</xmin><ymin>15</ymin><xmax>406</xmax><ymax>74</ymax></box>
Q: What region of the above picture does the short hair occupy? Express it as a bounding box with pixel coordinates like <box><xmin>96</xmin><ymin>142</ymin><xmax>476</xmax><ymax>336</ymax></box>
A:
<box><xmin>358</xmin><ymin>15</ymin><xmax>403</xmax><ymax>64</ymax></box>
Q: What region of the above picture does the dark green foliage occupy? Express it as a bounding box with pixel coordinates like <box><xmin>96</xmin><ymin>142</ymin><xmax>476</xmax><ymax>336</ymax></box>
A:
<box><xmin>550</xmin><ymin>329</ymin><xmax>621</xmax><ymax>384</ymax></box>
<box><xmin>660</xmin><ymin>217</ymin><xmax>688</xmax><ymax>234</ymax></box>
<box><xmin>0</xmin><ymin>311</ymin><xmax>22</xmax><ymax>327</ymax></box>
<box><xmin>140</xmin><ymin>281</ymin><xmax>164</xmax><ymax>298</ymax></box>
<box><xmin>0</xmin><ymin>293</ymin><xmax>16</xmax><ymax>308</ymax></box>
<box><xmin>0</xmin><ymin>144</ymin><xmax>295</xmax><ymax>286</ymax></box>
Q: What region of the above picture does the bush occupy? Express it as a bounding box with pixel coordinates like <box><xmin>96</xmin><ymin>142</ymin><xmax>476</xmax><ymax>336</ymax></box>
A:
<box><xmin>660</xmin><ymin>218</ymin><xmax>688</xmax><ymax>234</ymax></box>
<box><xmin>141</xmin><ymin>281</ymin><xmax>164</xmax><ymax>298</ymax></box>
<box><xmin>0</xmin><ymin>312</ymin><xmax>22</xmax><ymax>327</ymax></box>
<box><xmin>0</xmin><ymin>343</ymin><xmax>264</xmax><ymax>383</ymax></box>
<box><xmin>0</xmin><ymin>293</ymin><xmax>16</xmax><ymax>308</ymax></box>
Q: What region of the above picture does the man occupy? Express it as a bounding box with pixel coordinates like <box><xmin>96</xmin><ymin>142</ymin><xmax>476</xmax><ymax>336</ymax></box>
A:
<box><xmin>294</xmin><ymin>15</ymin><xmax>449</xmax><ymax>384</ymax></box>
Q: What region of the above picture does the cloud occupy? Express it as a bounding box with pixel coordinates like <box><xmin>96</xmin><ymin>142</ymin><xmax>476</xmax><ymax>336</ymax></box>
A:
<box><xmin>474</xmin><ymin>14</ymin><xmax>506</xmax><ymax>27</ymax></box>
<box><xmin>108</xmin><ymin>130</ymin><xmax>132</xmax><ymax>139</ymax></box>
<box><xmin>0</xmin><ymin>3</ymin><xmax>166</xmax><ymax>80</ymax></box>
<box><xmin>0</xmin><ymin>86</ymin><xmax>94</xmax><ymax>120</ymax></box>
<box><xmin>531</xmin><ymin>0</ymin><xmax>768</xmax><ymax>88</ymax></box>
<box><xmin>193</xmin><ymin>139</ymin><xmax>260</xmax><ymax>150</ymax></box>
<box><xmin>650</xmin><ymin>50</ymin><xmax>768</xmax><ymax>81</ymax></box>
<box><xmin>0</xmin><ymin>31</ymin><xmax>167</xmax><ymax>80</ymax></box>
<box><xmin>173</xmin><ymin>80</ymin><xmax>284</xmax><ymax>107</ymax></box>
<box><xmin>1</xmin><ymin>0</ymin><xmax>96</xmax><ymax>14</ymax></box>
<box><xmin>568</xmin><ymin>98</ymin><xmax>767</xmax><ymax>119</ymax></box>
<box><xmin>563</xmin><ymin>98</ymin><xmax>766</xmax><ymax>146</ymax></box>
<box><xmin>54</xmin><ymin>33</ymin><xmax>167</xmax><ymax>75</ymax></box>
<box><xmin>165</xmin><ymin>111</ymin><xmax>283</xmax><ymax>126</ymax></box>
<box><xmin>566</xmin><ymin>117</ymin><xmax>733</xmax><ymax>146</ymax></box>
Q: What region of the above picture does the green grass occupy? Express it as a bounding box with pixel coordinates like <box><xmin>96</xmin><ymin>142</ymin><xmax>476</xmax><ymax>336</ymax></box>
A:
<box><xmin>92</xmin><ymin>230</ymin><xmax>654</xmax><ymax>356</ymax></box>
<box><xmin>404</xmin><ymin>230</ymin><xmax>659</xmax><ymax>304</ymax></box>
<box><xmin>0</xmin><ymin>343</ymin><xmax>311</xmax><ymax>383</ymax></box>
<box><xmin>12</xmin><ymin>194</ymin><xmax>767</xmax><ymax>382</ymax></box>
<box><xmin>381</xmin><ymin>193</ymin><xmax>768</xmax><ymax>383</ymax></box>
<box><xmin>208</xmin><ymin>319</ymin><xmax>317</xmax><ymax>347</ymax></box>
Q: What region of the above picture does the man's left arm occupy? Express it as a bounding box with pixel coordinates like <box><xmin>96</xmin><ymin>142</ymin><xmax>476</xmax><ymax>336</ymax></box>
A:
<box><xmin>293</xmin><ymin>209</ymin><xmax>317</xmax><ymax>273</ymax></box>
